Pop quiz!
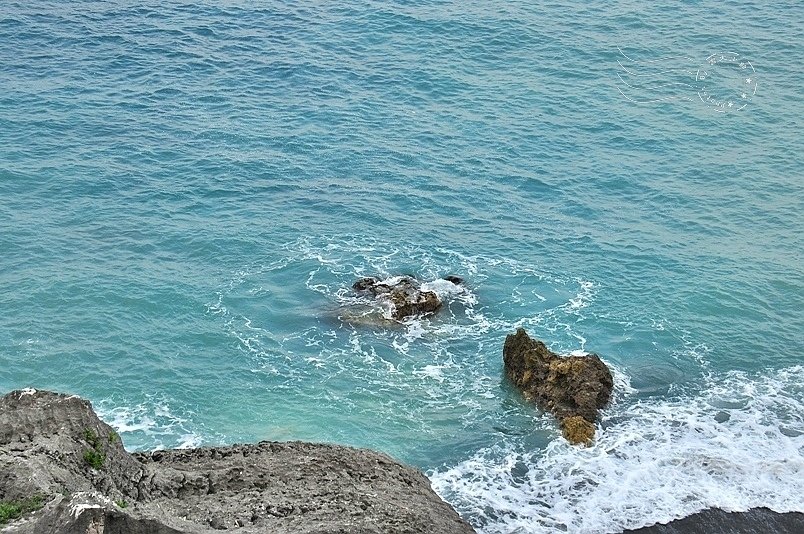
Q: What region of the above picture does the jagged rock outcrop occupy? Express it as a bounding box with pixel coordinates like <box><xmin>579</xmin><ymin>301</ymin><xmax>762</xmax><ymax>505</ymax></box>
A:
<box><xmin>351</xmin><ymin>276</ymin><xmax>461</xmax><ymax>320</ymax></box>
<box><xmin>503</xmin><ymin>328</ymin><xmax>613</xmax><ymax>445</ymax></box>
<box><xmin>0</xmin><ymin>389</ymin><xmax>476</xmax><ymax>534</ymax></box>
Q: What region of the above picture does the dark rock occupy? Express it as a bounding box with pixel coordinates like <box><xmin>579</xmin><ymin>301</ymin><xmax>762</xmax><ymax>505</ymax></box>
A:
<box><xmin>352</xmin><ymin>276</ymin><xmax>442</xmax><ymax>320</ymax></box>
<box><xmin>443</xmin><ymin>276</ymin><xmax>464</xmax><ymax>285</ymax></box>
<box><xmin>0</xmin><ymin>389</ymin><xmax>476</xmax><ymax>534</ymax></box>
<box><xmin>503</xmin><ymin>328</ymin><xmax>613</xmax><ymax>444</ymax></box>
<box><xmin>621</xmin><ymin>507</ymin><xmax>804</xmax><ymax>534</ymax></box>
<box><xmin>352</xmin><ymin>277</ymin><xmax>379</xmax><ymax>292</ymax></box>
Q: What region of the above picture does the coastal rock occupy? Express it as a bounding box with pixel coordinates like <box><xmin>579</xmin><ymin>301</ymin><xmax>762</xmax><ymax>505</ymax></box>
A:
<box><xmin>622</xmin><ymin>507</ymin><xmax>804</xmax><ymax>534</ymax></box>
<box><xmin>560</xmin><ymin>415</ymin><xmax>596</xmax><ymax>445</ymax></box>
<box><xmin>503</xmin><ymin>328</ymin><xmax>613</xmax><ymax>444</ymax></box>
<box><xmin>0</xmin><ymin>389</ymin><xmax>476</xmax><ymax>534</ymax></box>
<box><xmin>351</xmin><ymin>275</ymin><xmax>461</xmax><ymax>320</ymax></box>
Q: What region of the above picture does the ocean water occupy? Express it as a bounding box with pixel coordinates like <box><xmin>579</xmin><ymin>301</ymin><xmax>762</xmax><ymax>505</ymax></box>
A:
<box><xmin>1</xmin><ymin>1</ymin><xmax>802</xmax><ymax>532</ymax></box>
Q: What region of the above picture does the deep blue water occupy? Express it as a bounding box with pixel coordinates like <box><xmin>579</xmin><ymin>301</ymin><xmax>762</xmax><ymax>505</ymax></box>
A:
<box><xmin>1</xmin><ymin>1</ymin><xmax>802</xmax><ymax>532</ymax></box>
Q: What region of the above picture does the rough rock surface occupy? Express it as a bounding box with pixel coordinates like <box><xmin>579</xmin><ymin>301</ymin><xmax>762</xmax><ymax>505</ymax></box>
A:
<box><xmin>503</xmin><ymin>328</ymin><xmax>613</xmax><ymax>444</ymax></box>
<box><xmin>351</xmin><ymin>276</ymin><xmax>458</xmax><ymax>320</ymax></box>
<box><xmin>621</xmin><ymin>507</ymin><xmax>804</xmax><ymax>534</ymax></box>
<box><xmin>0</xmin><ymin>389</ymin><xmax>475</xmax><ymax>534</ymax></box>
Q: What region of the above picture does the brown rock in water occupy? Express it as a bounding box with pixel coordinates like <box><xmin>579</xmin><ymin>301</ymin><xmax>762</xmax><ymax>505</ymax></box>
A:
<box><xmin>0</xmin><ymin>389</ymin><xmax>476</xmax><ymax>534</ymax></box>
<box><xmin>560</xmin><ymin>416</ymin><xmax>596</xmax><ymax>446</ymax></box>
<box><xmin>352</xmin><ymin>276</ymin><xmax>442</xmax><ymax>320</ymax></box>
<box><xmin>503</xmin><ymin>328</ymin><xmax>613</xmax><ymax>444</ymax></box>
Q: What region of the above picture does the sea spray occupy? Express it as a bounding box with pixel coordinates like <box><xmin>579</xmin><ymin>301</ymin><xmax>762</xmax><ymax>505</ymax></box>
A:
<box><xmin>431</xmin><ymin>365</ymin><xmax>804</xmax><ymax>533</ymax></box>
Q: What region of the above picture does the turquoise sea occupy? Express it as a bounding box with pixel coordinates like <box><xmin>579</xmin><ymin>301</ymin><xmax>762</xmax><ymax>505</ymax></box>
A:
<box><xmin>1</xmin><ymin>1</ymin><xmax>802</xmax><ymax>532</ymax></box>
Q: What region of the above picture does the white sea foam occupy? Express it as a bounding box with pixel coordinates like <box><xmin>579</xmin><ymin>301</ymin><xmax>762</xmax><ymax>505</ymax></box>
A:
<box><xmin>198</xmin><ymin>236</ymin><xmax>800</xmax><ymax>534</ymax></box>
<box><xmin>607</xmin><ymin>360</ymin><xmax>638</xmax><ymax>405</ymax></box>
<box><xmin>564</xmin><ymin>280</ymin><xmax>595</xmax><ymax>313</ymax></box>
<box><xmin>412</xmin><ymin>363</ymin><xmax>457</xmax><ymax>383</ymax></box>
<box><xmin>402</xmin><ymin>320</ymin><xmax>427</xmax><ymax>342</ymax></box>
<box><xmin>96</xmin><ymin>397</ymin><xmax>209</xmax><ymax>451</ymax></box>
<box><xmin>377</xmin><ymin>275</ymin><xmax>408</xmax><ymax>287</ymax></box>
<box><xmin>430</xmin><ymin>365</ymin><xmax>804</xmax><ymax>534</ymax></box>
<box><xmin>234</xmin><ymin>237</ymin><xmax>609</xmax><ymax>407</ymax></box>
<box><xmin>421</xmin><ymin>278</ymin><xmax>471</xmax><ymax>299</ymax></box>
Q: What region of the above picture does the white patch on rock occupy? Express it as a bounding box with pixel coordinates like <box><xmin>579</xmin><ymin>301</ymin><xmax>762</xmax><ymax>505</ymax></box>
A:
<box><xmin>69</xmin><ymin>492</ymin><xmax>113</xmax><ymax>519</ymax></box>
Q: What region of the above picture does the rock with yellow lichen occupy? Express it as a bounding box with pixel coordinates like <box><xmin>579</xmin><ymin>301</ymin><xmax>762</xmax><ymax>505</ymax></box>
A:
<box><xmin>503</xmin><ymin>328</ymin><xmax>613</xmax><ymax>445</ymax></box>
<box><xmin>560</xmin><ymin>416</ymin><xmax>596</xmax><ymax>446</ymax></box>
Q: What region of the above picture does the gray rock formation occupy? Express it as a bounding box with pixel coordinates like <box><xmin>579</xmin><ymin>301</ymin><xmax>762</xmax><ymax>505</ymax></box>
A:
<box><xmin>0</xmin><ymin>389</ymin><xmax>475</xmax><ymax>534</ymax></box>
<box><xmin>503</xmin><ymin>328</ymin><xmax>613</xmax><ymax>445</ymax></box>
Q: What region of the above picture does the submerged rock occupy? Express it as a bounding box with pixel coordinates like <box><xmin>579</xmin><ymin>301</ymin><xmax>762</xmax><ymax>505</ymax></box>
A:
<box><xmin>0</xmin><ymin>389</ymin><xmax>476</xmax><ymax>534</ymax></box>
<box><xmin>503</xmin><ymin>328</ymin><xmax>613</xmax><ymax>445</ymax></box>
<box><xmin>351</xmin><ymin>275</ymin><xmax>462</xmax><ymax>320</ymax></box>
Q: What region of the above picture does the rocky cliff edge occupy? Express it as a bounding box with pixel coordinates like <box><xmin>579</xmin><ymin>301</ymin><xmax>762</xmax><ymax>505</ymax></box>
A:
<box><xmin>0</xmin><ymin>389</ymin><xmax>475</xmax><ymax>534</ymax></box>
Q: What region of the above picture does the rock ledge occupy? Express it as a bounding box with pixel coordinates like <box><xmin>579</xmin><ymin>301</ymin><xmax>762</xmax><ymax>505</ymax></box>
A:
<box><xmin>0</xmin><ymin>389</ymin><xmax>475</xmax><ymax>534</ymax></box>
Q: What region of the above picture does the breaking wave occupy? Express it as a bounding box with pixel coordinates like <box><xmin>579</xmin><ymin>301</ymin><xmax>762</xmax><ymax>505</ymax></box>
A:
<box><xmin>430</xmin><ymin>365</ymin><xmax>804</xmax><ymax>533</ymax></box>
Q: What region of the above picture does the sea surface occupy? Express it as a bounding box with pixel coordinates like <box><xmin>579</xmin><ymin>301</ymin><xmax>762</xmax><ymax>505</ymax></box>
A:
<box><xmin>1</xmin><ymin>1</ymin><xmax>802</xmax><ymax>532</ymax></box>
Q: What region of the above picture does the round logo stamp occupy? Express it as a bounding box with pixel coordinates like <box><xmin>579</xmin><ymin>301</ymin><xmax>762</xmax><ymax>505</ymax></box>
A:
<box><xmin>616</xmin><ymin>48</ymin><xmax>758</xmax><ymax>113</ymax></box>
<box><xmin>696</xmin><ymin>52</ymin><xmax>757</xmax><ymax>112</ymax></box>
